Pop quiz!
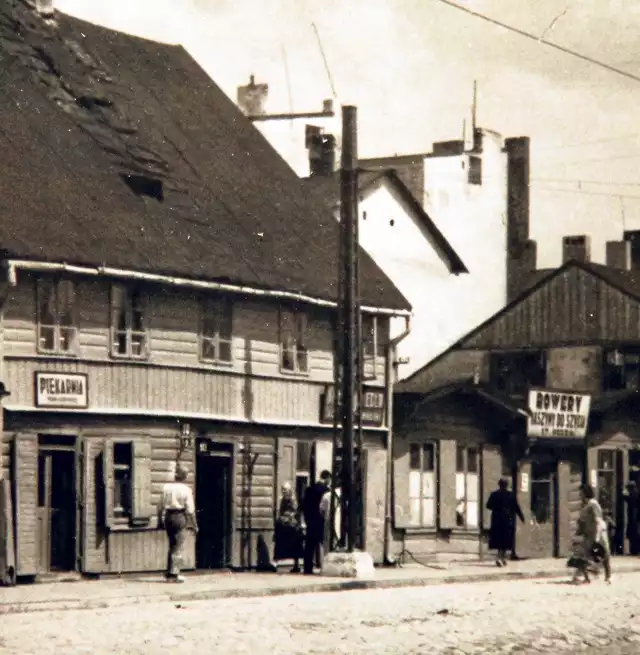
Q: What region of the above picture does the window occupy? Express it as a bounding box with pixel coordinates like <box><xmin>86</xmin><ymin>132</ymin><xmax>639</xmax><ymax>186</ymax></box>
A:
<box><xmin>596</xmin><ymin>449</ymin><xmax>616</xmax><ymax>518</ymax></box>
<box><xmin>280</xmin><ymin>308</ymin><xmax>309</xmax><ymax>374</ymax></box>
<box><xmin>362</xmin><ymin>314</ymin><xmax>386</xmax><ymax>378</ymax></box>
<box><xmin>113</xmin><ymin>442</ymin><xmax>133</xmax><ymax>518</ymax></box>
<box><xmin>490</xmin><ymin>351</ymin><xmax>546</xmax><ymax>396</ymax></box>
<box><xmin>409</xmin><ymin>443</ymin><xmax>436</xmax><ymax>527</ymax></box>
<box><xmin>296</xmin><ymin>441</ymin><xmax>313</xmax><ymax>505</ymax></box>
<box><xmin>530</xmin><ymin>461</ymin><xmax>554</xmax><ymax>524</ymax></box>
<box><xmin>37</xmin><ymin>278</ymin><xmax>77</xmax><ymax>354</ymax></box>
<box><xmin>603</xmin><ymin>348</ymin><xmax>640</xmax><ymax>391</ymax></box>
<box><xmin>456</xmin><ymin>446</ymin><xmax>479</xmax><ymax>529</ymax></box>
<box><xmin>111</xmin><ymin>285</ymin><xmax>148</xmax><ymax>358</ymax></box>
<box><xmin>468</xmin><ymin>155</ymin><xmax>482</xmax><ymax>185</ymax></box>
<box><xmin>623</xmin><ymin>230</ymin><xmax>640</xmax><ymax>269</ymax></box>
<box><xmin>200</xmin><ymin>297</ymin><xmax>233</xmax><ymax>363</ymax></box>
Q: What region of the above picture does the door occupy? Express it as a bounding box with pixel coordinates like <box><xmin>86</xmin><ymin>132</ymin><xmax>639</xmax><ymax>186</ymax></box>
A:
<box><xmin>196</xmin><ymin>440</ymin><xmax>233</xmax><ymax>569</ymax></box>
<box><xmin>37</xmin><ymin>448</ymin><xmax>77</xmax><ymax>572</ymax></box>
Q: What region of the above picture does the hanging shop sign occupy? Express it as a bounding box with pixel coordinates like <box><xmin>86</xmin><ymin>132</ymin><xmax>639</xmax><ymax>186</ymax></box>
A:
<box><xmin>321</xmin><ymin>385</ymin><xmax>385</xmax><ymax>427</ymax></box>
<box><xmin>526</xmin><ymin>388</ymin><xmax>591</xmax><ymax>439</ymax></box>
<box><xmin>35</xmin><ymin>372</ymin><xmax>88</xmax><ymax>409</ymax></box>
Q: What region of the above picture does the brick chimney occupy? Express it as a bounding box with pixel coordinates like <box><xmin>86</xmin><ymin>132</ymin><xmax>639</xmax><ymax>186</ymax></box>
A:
<box><xmin>606</xmin><ymin>240</ymin><xmax>632</xmax><ymax>270</ymax></box>
<box><xmin>306</xmin><ymin>125</ymin><xmax>336</xmax><ymax>177</ymax></box>
<box><xmin>562</xmin><ymin>235</ymin><xmax>591</xmax><ymax>263</ymax></box>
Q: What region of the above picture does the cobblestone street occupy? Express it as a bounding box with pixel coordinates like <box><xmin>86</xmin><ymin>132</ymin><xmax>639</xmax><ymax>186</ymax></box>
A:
<box><xmin>2</xmin><ymin>571</ymin><xmax>640</xmax><ymax>654</ymax></box>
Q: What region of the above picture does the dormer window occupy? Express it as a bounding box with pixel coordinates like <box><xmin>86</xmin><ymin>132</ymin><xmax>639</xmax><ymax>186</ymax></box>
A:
<box><xmin>37</xmin><ymin>278</ymin><xmax>77</xmax><ymax>355</ymax></box>
<box><xmin>110</xmin><ymin>284</ymin><xmax>148</xmax><ymax>359</ymax></box>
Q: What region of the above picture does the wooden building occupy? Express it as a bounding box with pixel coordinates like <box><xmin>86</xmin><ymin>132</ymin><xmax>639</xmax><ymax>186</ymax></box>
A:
<box><xmin>394</xmin><ymin>247</ymin><xmax>640</xmax><ymax>561</ymax></box>
<box><xmin>0</xmin><ymin>4</ymin><xmax>411</xmax><ymax>581</ymax></box>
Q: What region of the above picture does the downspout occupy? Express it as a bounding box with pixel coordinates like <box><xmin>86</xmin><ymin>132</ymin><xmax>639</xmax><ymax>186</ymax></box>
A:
<box><xmin>383</xmin><ymin>314</ymin><xmax>412</xmax><ymax>565</ymax></box>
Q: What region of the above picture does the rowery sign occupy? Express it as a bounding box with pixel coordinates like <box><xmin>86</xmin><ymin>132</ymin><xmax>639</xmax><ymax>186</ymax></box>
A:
<box><xmin>35</xmin><ymin>372</ymin><xmax>88</xmax><ymax>409</ymax></box>
<box><xmin>526</xmin><ymin>388</ymin><xmax>591</xmax><ymax>439</ymax></box>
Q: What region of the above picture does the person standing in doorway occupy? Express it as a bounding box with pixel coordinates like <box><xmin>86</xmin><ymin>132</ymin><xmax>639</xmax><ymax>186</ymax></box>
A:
<box><xmin>302</xmin><ymin>469</ymin><xmax>331</xmax><ymax>575</ymax></box>
<box><xmin>623</xmin><ymin>481</ymin><xmax>640</xmax><ymax>555</ymax></box>
<box><xmin>486</xmin><ymin>478</ymin><xmax>525</xmax><ymax>567</ymax></box>
<box><xmin>160</xmin><ymin>465</ymin><xmax>198</xmax><ymax>583</ymax></box>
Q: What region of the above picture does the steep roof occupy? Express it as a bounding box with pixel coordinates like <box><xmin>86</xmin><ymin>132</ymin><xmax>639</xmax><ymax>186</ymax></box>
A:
<box><xmin>0</xmin><ymin>2</ymin><xmax>409</xmax><ymax>311</ymax></box>
<box><xmin>303</xmin><ymin>169</ymin><xmax>467</xmax><ymax>274</ymax></box>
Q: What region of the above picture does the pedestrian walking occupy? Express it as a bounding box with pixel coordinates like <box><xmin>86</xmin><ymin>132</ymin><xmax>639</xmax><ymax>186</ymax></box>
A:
<box><xmin>568</xmin><ymin>484</ymin><xmax>611</xmax><ymax>585</ymax></box>
<box><xmin>623</xmin><ymin>481</ymin><xmax>640</xmax><ymax>555</ymax></box>
<box><xmin>159</xmin><ymin>465</ymin><xmax>198</xmax><ymax>583</ymax></box>
<box><xmin>302</xmin><ymin>469</ymin><xmax>331</xmax><ymax>575</ymax></box>
<box><xmin>274</xmin><ymin>482</ymin><xmax>304</xmax><ymax>573</ymax></box>
<box><xmin>486</xmin><ymin>478</ymin><xmax>525</xmax><ymax>566</ymax></box>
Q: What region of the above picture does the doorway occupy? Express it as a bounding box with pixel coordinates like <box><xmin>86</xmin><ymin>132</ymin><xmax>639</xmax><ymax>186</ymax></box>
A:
<box><xmin>37</xmin><ymin>445</ymin><xmax>77</xmax><ymax>572</ymax></box>
<box><xmin>195</xmin><ymin>440</ymin><xmax>233</xmax><ymax>569</ymax></box>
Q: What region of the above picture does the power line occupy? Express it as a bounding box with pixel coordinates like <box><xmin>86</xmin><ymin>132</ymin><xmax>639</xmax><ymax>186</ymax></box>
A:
<box><xmin>535</xmin><ymin>134</ymin><xmax>640</xmax><ymax>153</ymax></box>
<box><xmin>536</xmin><ymin>185</ymin><xmax>640</xmax><ymax>200</ymax></box>
<box><xmin>312</xmin><ymin>22</ymin><xmax>338</xmax><ymax>99</ymax></box>
<box><xmin>434</xmin><ymin>0</ymin><xmax>640</xmax><ymax>85</ymax></box>
<box><xmin>532</xmin><ymin>178</ymin><xmax>640</xmax><ymax>188</ymax></box>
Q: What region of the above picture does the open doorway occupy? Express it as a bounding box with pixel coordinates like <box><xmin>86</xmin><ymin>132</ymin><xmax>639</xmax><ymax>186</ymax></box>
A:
<box><xmin>195</xmin><ymin>440</ymin><xmax>233</xmax><ymax>569</ymax></box>
<box><xmin>37</xmin><ymin>443</ymin><xmax>77</xmax><ymax>572</ymax></box>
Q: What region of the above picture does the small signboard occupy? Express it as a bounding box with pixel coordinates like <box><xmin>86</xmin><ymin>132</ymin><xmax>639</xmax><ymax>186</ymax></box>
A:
<box><xmin>526</xmin><ymin>388</ymin><xmax>591</xmax><ymax>439</ymax></box>
<box><xmin>35</xmin><ymin>372</ymin><xmax>88</xmax><ymax>409</ymax></box>
<box><xmin>321</xmin><ymin>385</ymin><xmax>385</xmax><ymax>427</ymax></box>
<box><xmin>520</xmin><ymin>472</ymin><xmax>529</xmax><ymax>493</ymax></box>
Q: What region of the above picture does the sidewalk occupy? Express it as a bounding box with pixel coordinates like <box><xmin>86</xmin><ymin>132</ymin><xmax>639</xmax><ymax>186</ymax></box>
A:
<box><xmin>2</xmin><ymin>556</ymin><xmax>640</xmax><ymax>616</ymax></box>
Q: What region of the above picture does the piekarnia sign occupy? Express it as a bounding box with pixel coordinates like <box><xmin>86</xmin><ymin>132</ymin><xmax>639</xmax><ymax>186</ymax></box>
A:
<box><xmin>35</xmin><ymin>372</ymin><xmax>88</xmax><ymax>409</ymax></box>
<box><xmin>527</xmin><ymin>388</ymin><xmax>591</xmax><ymax>439</ymax></box>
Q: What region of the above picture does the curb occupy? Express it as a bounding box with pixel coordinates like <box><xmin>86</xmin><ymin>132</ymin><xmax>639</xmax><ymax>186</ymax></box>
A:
<box><xmin>0</xmin><ymin>567</ymin><xmax>579</xmax><ymax>616</ymax></box>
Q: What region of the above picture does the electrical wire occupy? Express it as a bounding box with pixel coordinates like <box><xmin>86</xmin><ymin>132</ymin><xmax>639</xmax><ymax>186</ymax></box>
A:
<box><xmin>433</xmin><ymin>0</ymin><xmax>640</xmax><ymax>85</ymax></box>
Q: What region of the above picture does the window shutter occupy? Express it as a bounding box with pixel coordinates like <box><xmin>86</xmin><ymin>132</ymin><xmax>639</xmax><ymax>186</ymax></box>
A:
<box><xmin>314</xmin><ymin>439</ymin><xmax>333</xmax><ymax>481</ymax></box>
<box><xmin>277</xmin><ymin>438</ymin><xmax>297</xmax><ymax>500</ymax></box>
<box><xmin>103</xmin><ymin>440</ymin><xmax>114</xmax><ymax>529</ymax></box>
<box><xmin>586</xmin><ymin>446</ymin><xmax>598</xmax><ymax>491</ymax></box>
<box><xmin>364</xmin><ymin>448</ymin><xmax>387</xmax><ymax>562</ymax></box>
<box><xmin>0</xmin><ymin>478</ymin><xmax>16</xmax><ymax>584</ymax></box>
<box><xmin>481</xmin><ymin>445</ymin><xmax>504</xmax><ymax>530</ymax></box>
<box><xmin>438</xmin><ymin>439</ymin><xmax>457</xmax><ymax>530</ymax></box>
<box><xmin>14</xmin><ymin>434</ymin><xmax>38</xmax><ymax>576</ymax></box>
<box><xmin>393</xmin><ymin>437</ymin><xmax>411</xmax><ymax>528</ymax></box>
<box><xmin>132</xmin><ymin>439</ymin><xmax>153</xmax><ymax>523</ymax></box>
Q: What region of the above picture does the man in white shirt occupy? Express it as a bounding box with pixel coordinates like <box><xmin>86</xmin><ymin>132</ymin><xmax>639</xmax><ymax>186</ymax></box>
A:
<box><xmin>160</xmin><ymin>465</ymin><xmax>198</xmax><ymax>583</ymax></box>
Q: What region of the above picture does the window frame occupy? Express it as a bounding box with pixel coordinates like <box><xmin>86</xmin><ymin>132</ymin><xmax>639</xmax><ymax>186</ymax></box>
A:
<box><xmin>110</xmin><ymin>283</ymin><xmax>149</xmax><ymax>360</ymax></box>
<box><xmin>112</xmin><ymin>441</ymin><xmax>134</xmax><ymax>520</ymax></box>
<box><xmin>362</xmin><ymin>314</ymin><xmax>386</xmax><ymax>379</ymax></box>
<box><xmin>279</xmin><ymin>307</ymin><xmax>310</xmax><ymax>375</ymax></box>
<box><xmin>602</xmin><ymin>347</ymin><xmax>640</xmax><ymax>391</ymax></box>
<box><xmin>408</xmin><ymin>442</ymin><xmax>437</xmax><ymax>528</ymax></box>
<box><xmin>489</xmin><ymin>350</ymin><xmax>547</xmax><ymax>397</ymax></box>
<box><xmin>199</xmin><ymin>295</ymin><xmax>234</xmax><ymax>365</ymax></box>
<box><xmin>36</xmin><ymin>277</ymin><xmax>78</xmax><ymax>356</ymax></box>
<box><xmin>455</xmin><ymin>445</ymin><xmax>480</xmax><ymax>531</ymax></box>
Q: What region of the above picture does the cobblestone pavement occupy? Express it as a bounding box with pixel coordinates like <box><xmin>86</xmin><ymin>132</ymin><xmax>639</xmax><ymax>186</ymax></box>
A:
<box><xmin>2</xmin><ymin>572</ymin><xmax>640</xmax><ymax>654</ymax></box>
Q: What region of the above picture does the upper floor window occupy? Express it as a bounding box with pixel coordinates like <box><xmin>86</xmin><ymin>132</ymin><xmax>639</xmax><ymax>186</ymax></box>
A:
<box><xmin>456</xmin><ymin>445</ymin><xmax>479</xmax><ymax>529</ymax></box>
<box><xmin>362</xmin><ymin>314</ymin><xmax>385</xmax><ymax>378</ymax></box>
<box><xmin>280</xmin><ymin>308</ymin><xmax>309</xmax><ymax>374</ymax></box>
<box><xmin>409</xmin><ymin>443</ymin><xmax>436</xmax><ymax>528</ymax></box>
<box><xmin>603</xmin><ymin>348</ymin><xmax>640</xmax><ymax>391</ymax></box>
<box><xmin>490</xmin><ymin>350</ymin><xmax>546</xmax><ymax>396</ymax></box>
<box><xmin>200</xmin><ymin>297</ymin><xmax>233</xmax><ymax>364</ymax></box>
<box><xmin>111</xmin><ymin>284</ymin><xmax>148</xmax><ymax>359</ymax></box>
<box><xmin>37</xmin><ymin>278</ymin><xmax>77</xmax><ymax>355</ymax></box>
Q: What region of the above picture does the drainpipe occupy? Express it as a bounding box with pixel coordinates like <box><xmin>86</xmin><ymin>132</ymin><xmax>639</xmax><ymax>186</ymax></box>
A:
<box><xmin>383</xmin><ymin>314</ymin><xmax>412</xmax><ymax>565</ymax></box>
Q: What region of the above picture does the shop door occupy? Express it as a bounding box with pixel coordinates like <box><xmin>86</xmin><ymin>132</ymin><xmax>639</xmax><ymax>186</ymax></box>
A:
<box><xmin>195</xmin><ymin>441</ymin><xmax>233</xmax><ymax>569</ymax></box>
<box><xmin>520</xmin><ymin>460</ymin><xmax>557</xmax><ymax>559</ymax></box>
<box><xmin>37</xmin><ymin>448</ymin><xmax>77</xmax><ymax>572</ymax></box>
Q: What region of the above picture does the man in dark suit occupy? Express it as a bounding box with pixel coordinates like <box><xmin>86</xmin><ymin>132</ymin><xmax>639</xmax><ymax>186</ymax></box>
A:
<box><xmin>302</xmin><ymin>469</ymin><xmax>331</xmax><ymax>575</ymax></box>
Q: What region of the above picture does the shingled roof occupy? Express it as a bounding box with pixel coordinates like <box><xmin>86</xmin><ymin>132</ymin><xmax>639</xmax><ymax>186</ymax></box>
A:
<box><xmin>0</xmin><ymin>1</ymin><xmax>409</xmax><ymax>311</ymax></box>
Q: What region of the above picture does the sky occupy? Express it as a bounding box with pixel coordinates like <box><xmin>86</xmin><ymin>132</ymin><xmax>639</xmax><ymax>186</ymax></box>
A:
<box><xmin>54</xmin><ymin>0</ymin><xmax>640</xmax><ymax>270</ymax></box>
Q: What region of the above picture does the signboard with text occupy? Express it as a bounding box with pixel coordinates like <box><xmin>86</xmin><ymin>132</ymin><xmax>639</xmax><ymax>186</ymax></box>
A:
<box><xmin>321</xmin><ymin>386</ymin><xmax>386</xmax><ymax>427</ymax></box>
<box><xmin>526</xmin><ymin>388</ymin><xmax>591</xmax><ymax>439</ymax></box>
<box><xmin>35</xmin><ymin>372</ymin><xmax>88</xmax><ymax>409</ymax></box>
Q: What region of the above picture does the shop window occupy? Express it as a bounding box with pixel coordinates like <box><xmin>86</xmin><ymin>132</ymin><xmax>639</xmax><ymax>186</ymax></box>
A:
<box><xmin>597</xmin><ymin>449</ymin><xmax>616</xmax><ymax>518</ymax></box>
<box><xmin>490</xmin><ymin>351</ymin><xmax>547</xmax><ymax>396</ymax></box>
<box><xmin>603</xmin><ymin>348</ymin><xmax>640</xmax><ymax>391</ymax></box>
<box><xmin>37</xmin><ymin>278</ymin><xmax>77</xmax><ymax>355</ymax></box>
<box><xmin>296</xmin><ymin>441</ymin><xmax>313</xmax><ymax>505</ymax></box>
<box><xmin>113</xmin><ymin>442</ymin><xmax>133</xmax><ymax>518</ymax></box>
<box><xmin>409</xmin><ymin>443</ymin><xmax>436</xmax><ymax>527</ymax></box>
<box><xmin>530</xmin><ymin>462</ymin><xmax>553</xmax><ymax>524</ymax></box>
<box><xmin>456</xmin><ymin>446</ymin><xmax>479</xmax><ymax>529</ymax></box>
<box><xmin>110</xmin><ymin>284</ymin><xmax>148</xmax><ymax>359</ymax></box>
<box><xmin>200</xmin><ymin>296</ymin><xmax>233</xmax><ymax>364</ymax></box>
<box><xmin>280</xmin><ymin>308</ymin><xmax>309</xmax><ymax>374</ymax></box>
<box><xmin>362</xmin><ymin>314</ymin><xmax>386</xmax><ymax>378</ymax></box>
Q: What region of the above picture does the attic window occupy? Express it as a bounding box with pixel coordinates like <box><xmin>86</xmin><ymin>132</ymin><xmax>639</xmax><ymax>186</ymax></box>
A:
<box><xmin>121</xmin><ymin>174</ymin><xmax>164</xmax><ymax>202</ymax></box>
<box><xmin>468</xmin><ymin>156</ymin><xmax>482</xmax><ymax>185</ymax></box>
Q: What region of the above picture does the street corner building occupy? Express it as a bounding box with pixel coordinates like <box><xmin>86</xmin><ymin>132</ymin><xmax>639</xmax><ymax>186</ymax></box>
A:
<box><xmin>392</xmin><ymin>242</ymin><xmax>640</xmax><ymax>563</ymax></box>
<box><xmin>0</xmin><ymin>1</ymin><xmax>411</xmax><ymax>583</ymax></box>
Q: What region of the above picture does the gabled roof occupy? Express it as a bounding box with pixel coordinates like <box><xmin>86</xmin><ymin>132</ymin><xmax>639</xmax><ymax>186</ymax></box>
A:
<box><xmin>0</xmin><ymin>2</ymin><xmax>409</xmax><ymax>311</ymax></box>
<box><xmin>303</xmin><ymin>169</ymin><xmax>467</xmax><ymax>274</ymax></box>
<box><xmin>397</xmin><ymin>258</ymin><xmax>640</xmax><ymax>390</ymax></box>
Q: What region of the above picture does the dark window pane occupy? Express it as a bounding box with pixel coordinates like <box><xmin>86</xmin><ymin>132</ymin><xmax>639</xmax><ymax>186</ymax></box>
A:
<box><xmin>456</xmin><ymin>446</ymin><xmax>465</xmax><ymax>472</ymax></box>
<box><xmin>409</xmin><ymin>444</ymin><xmax>420</xmax><ymax>470</ymax></box>
<box><xmin>598</xmin><ymin>450</ymin><xmax>614</xmax><ymax>471</ymax></box>
<box><xmin>531</xmin><ymin>480</ymin><xmax>551</xmax><ymax>523</ymax></box>
<box><xmin>297</xmin><ymin>442</ymin><xmax>312</xmax><ymax>472</ymax></box>
<box><xmin>219</xmin><ymin>341</ymin><xmax>233</xmax><ymax>362</ymax></box>
<box><xmin>467</xmin><ymin>447</ymin><xmax>479</xmax><ymax>474</ymax></box>
<box><xmin>422</xmin><ymin>444</ymin><xmax>435</xmax><ymax>472</ymax></box>
<box><xmin>39</xmin><ymin>326</ymin><xmax>56</xmax><ymax>351</ymax></box>
<box><xmin>201</xmin><ymin>339</ymin><xmax>216</xmax><ymax>361</ymax></box>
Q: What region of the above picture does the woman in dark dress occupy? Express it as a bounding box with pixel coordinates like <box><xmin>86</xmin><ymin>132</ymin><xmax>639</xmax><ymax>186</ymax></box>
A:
<box><xmin>274</xmin><ymin>482</ymin><xmax>304</xmax><ymax>573</ymax></box>
<box><xmin>486</xmin><ymin>478</ymin><xmax>525</xmax><ymax>566</ymax></box>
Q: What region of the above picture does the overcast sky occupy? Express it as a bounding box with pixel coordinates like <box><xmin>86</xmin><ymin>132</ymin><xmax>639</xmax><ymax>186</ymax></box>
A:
<box><xmin>56</xmin><ymin>0</ymin><xmax>640</xmax><ymax>269</ymax></box>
